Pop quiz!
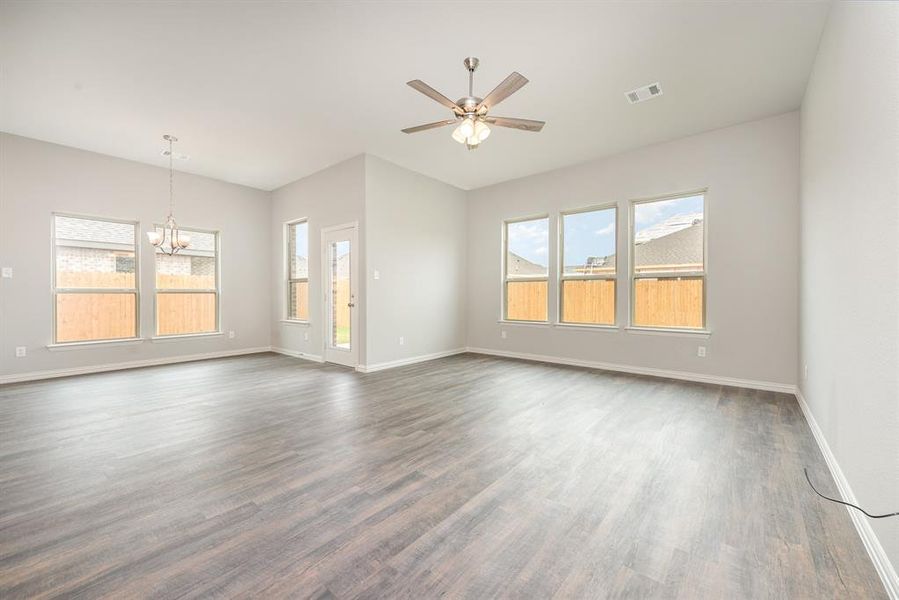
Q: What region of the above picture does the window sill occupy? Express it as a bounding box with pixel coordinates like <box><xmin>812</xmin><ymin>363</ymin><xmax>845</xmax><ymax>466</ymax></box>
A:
<box><xmin>625</xmin><ymin>326</ymin><xmax>711</xmax><ymax>338</ymax></box>
<box><xmin>280</xmin><ymin>319</ymin><xmax>310</xmax><ymax>326</ymax></box>
<box><xmin>497</xmin><ymin>320</ymin><xmax>551</xmax><ymax>328</ymax></box>
<box><xmin>151</xmin><ymin>332</ymin><xmax>223</xmax><ymax>343</ymax></box>
<box><xmin>554</xmin><ymin>323</ymin><xmax>620</xmax><ymax>332</ymax></box>
<box><xmin>47</xmin><ymin>338</ymin><xmax>146</xmax><ymax>351</ymax></box>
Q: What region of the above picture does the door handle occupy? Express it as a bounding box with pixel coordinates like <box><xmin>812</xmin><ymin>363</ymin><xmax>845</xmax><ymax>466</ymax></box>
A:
<box><xmin>347</xmin><ymin>302</ymin><xmax>355</xmax><ymax>307</ymax></box>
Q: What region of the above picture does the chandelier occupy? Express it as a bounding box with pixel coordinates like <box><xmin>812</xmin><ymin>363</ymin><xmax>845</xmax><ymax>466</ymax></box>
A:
<box><xmin>147</xmin><ymin>134</ymin><xmax>191</xmax><ymax>255</ymax></box>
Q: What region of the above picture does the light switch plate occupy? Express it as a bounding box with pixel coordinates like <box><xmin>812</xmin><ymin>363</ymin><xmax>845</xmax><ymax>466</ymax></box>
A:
<box><xmin>373</xmin><ymin>270</ymin><xmax>380</xmax><ymax>280</ymax></box>
<box><xmin>1</xmin><ymin>267</ymin><xmax>12</xmax><ymax>278</ymax></box>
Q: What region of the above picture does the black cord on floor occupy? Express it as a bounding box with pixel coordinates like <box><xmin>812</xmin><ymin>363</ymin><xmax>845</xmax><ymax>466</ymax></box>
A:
<box><xmin>804</xmin><ymin>468</ymin><xmax>899</xmax><ymax>519</ymax></box>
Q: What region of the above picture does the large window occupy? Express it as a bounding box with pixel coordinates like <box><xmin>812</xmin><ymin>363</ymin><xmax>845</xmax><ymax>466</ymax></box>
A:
<box><xmin>560</xmin><ymin>206</ymin><xmax>617</xmax><ymax>325</ymax></box>
<box><xmin>52</xmin><ymin>214</ymin><xmax>139</xmax><ymax>343</ymax></box>
<box><xmin>286</xmin><ymin>219</ymin><xmax>309</xmax><ymax>321</ymax></box>
<box><xmin>154</xmin><ymin>227</ymin><xmax>219</xmax><ymax>336</ymax></box>
<box><xmin>631</xmin><ymin>193</ymin><xmax>706</xmax><ymax>329</ymax></box>
<box><xmin>503</xmin><ymin>216</ymin><xmax>549</xmax><ymax>321</ymax></box>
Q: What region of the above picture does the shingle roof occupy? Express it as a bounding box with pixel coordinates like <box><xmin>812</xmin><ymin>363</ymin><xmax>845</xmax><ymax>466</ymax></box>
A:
<box><xmin>507</xmin><ymin>252</ymin><xmax>546</xmax><ymax>276</ymax></box>
<box><xmin>635</xmin><ymin>222</ymin><xmax>703</xmax><ymax>268</ymax></box>
<box><xmin>55</xmin><ymin>216</ymin><xmax>135</xmax><ymax>246</ymax></box>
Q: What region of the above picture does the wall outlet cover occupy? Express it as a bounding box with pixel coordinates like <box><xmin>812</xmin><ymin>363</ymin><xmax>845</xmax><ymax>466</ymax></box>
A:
<box><xmin>697</xmin><ymin>346</ymin><xmax>707</xmax><ymax>357</ymax></box>
<box><xmin>228</xmin><ymin>330</ymin><xmax>236</xmax><ymax>339</ymax></box>
<box><xmin>15</xmin><ymin>346</ymin><xmax>26</xmax><ymax>357</ymax></box>
<box><xmin>1</xmin><ymin>267</ymin><xmax>12</xmax><ymax>278</ymax></box>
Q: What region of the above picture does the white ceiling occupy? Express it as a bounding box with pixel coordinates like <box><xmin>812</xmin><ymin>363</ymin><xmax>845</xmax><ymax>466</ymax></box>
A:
<box><xmin>0</xmin><ymin>1</ymin><xmax>830</xmax><ymax>191</ymax></box>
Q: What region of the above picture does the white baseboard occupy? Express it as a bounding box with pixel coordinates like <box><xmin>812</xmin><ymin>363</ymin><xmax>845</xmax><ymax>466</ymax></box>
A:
<box><xmin>465</xmin><ymin>347</ymin><xmax>797</xmax><ymax>394</ymax></box>
<box><xmin>795</xmin><ymin>389</ymin><xmax>899</xmax><ymax>599</ymax></box>
<box><xmin>270</xmin><ymin>347</ymin><xmax>324</xmax><ymax>363</ymax></box>
<box><xmin>356</xmin><ymin>348</ymin><xmax>467</xmax><ymax>373</ymax></box>
<box><xmin>0</xmin><ymin>347</ymin><xmax>273</xmax><ymax>385</ymax></box>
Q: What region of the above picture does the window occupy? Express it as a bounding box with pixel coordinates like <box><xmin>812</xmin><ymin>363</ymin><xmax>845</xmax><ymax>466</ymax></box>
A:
<box><xmin>631</xmin><ymin>193</ymin><xmax>706</xmax><ymax>329</ymax></box>
<box><xmin>154</xmin><ymin>227</ymin><xmax>219</xmax><ymax>336</ymax></box>
<box><xmin>503</xmin><ymin>216</ymin><xmax>549</xmax><ymax>321</ymax></box>
<box><xmin>560</xmin><ymin>206</ymin><xmax>617</xmax><ymax>325</ymax></box>
<box><xmin>286</xmin><ymin>219</ymin><xmax>309</xmax><ymax>321</ymax></box>
<box><xmin>52</xmin><ymin>214</ymin><xmax>139</xmax><ymax>343</ymax></box>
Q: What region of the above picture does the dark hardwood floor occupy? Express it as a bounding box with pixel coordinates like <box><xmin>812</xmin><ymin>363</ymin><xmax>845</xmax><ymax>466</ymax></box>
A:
<box><xmin>0</xmin><ymin>352</ymin><xmax>886</xmax><ymax>599</ymax></box>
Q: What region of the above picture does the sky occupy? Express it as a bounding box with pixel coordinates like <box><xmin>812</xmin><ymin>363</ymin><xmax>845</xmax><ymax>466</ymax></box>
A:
<box><xmin>507</xmin><ymin>195</ymin><xmax>704</xmax><ymax>268</ymax></box>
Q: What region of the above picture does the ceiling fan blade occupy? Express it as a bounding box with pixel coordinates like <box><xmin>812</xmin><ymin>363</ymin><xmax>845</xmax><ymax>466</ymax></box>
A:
<box><xmin>401</xmin><ymin>119</ymin><xmax>459</xmax><ymax>134</ymax></box>
<box><xmin>485</xmin><ymin>116</ymin><xmax>545</xmax><ymax>132</ymax></box>
<box><xmin>478</xmin><ymin>72</ymin><xmax>529</xmax><ymax>111</ymax></box>
<box><xmin>406</xmin><ymin>80</ymin><xmax>463</xmax><ymax>114</ymax></box>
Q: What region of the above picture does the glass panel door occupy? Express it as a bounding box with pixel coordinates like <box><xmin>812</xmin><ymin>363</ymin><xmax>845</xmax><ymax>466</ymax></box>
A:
<box><xmin>329</xmin><ymin>240</ymin><xmax>351</xmax><ymax>350</ymax></box>
<box><xmin>322</xmin><ymin>225</ymin><xmax>358</xmax><ymax>367</ymax></box>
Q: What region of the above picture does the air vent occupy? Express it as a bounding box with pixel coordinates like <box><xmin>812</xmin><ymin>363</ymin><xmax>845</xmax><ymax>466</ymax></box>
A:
<box><xmin>625</xmin><ymin>82</ymin><xmax>663</xmax><ymax>104</ymax></box>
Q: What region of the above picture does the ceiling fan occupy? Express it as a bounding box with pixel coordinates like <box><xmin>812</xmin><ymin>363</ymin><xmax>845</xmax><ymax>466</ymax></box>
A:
<box><xmin>401</xmin><ymin>57</ymin><xmax>545</xmax><ymax>150</ymax></box>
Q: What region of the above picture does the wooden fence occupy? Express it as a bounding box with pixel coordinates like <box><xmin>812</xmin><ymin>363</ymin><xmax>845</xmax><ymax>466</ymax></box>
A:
<box><xmin>506</xmin><ymin>277</ymin><xmax>703</xmax><ymax>328</ymax></box>
<box><xmin>55</xmin><ymin>272</ymin><xmax>217</xmax><ymax>342</ymax></box>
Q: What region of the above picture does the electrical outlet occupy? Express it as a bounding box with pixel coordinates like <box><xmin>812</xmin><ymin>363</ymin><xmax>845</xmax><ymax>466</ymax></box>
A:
<box><xmin>373</xmin><ymin>269</ymin><xmax>380</xmax><ymax>280</ymax></box>
<box><xmin>697</xmin><ymin>346</ymin><xmax>706</xmax><ymax>358</ymax></box>
<box><xmin>501</xmin><ymin>330</ymin><xmax>507</xmax><ymax>339</ymax></box>
<box><xmin>1</xmin><ymin>267</ymin><xmax>12</xmax><ymax>278</ymax></box>
<box><xmin>304</xmin><ymin>332</ymin><xmax>309</xmax><ymax>341</ymax></box>
<box><xmin>228</xmin><ymin>330</ymin><xmax>235</xmax><ymax>339</ymax></box>
<box><xmin>399</xmin><ymin>336</ymin><xmax>404</xmax><ymax>346</ymax></box>
<box><xmin>15</xmin><ymin>346</ymin><xmax>26</xmax><ymax>358</ymax></box>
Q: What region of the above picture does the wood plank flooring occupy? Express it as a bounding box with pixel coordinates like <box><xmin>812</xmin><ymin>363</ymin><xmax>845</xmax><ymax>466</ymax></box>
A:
<box><xmin>0</xmin><ymin>352</ymin><xmax>887</xmax><ymax>599</ymax></box>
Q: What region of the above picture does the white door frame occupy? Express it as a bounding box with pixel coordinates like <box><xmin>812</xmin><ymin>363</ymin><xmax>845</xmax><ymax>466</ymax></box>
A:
<box><xmin>321</xmin><ymin>222</ymin><xmax>359</xmax><ymax>367</ymax></box>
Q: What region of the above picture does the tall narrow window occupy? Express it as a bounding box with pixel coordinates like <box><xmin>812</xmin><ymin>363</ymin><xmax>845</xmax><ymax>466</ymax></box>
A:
<box><xmin>631</xmin><ymin>193</ymin><xmax>706</xmax><ymax>329</ymax></box>
<box><xmin>154</xmin><ymin>227</ymin><xmax>219</xmax><ymax>336</ymax></box>
<box><xmin>560</xmin><ymin>206</ymin><xmax>617</xmax><ymax>325</ymax></box>
<box><xmin>286</xmin><ymin>220</ymin><xmax>309</xmax><ymax>321</ymax></box>
<box><xmin>503</xmin><ymin>216</ymin><xmax>549</xmax><ymax>322</ymax></box>
<box><xmin>52</xmin><ymin>214</ymin><xmax>139</xmax><ymax>343</ymax></box>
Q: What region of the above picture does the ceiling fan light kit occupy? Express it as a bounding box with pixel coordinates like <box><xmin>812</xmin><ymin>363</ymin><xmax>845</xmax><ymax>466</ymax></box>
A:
<box><xmin>402</xmin><ymin>57</ymin><xmax>545</xmax><ymax>150</ymax></box>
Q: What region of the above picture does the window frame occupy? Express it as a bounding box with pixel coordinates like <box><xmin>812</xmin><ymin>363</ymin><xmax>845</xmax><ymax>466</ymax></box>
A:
<box><xmin>558</xmin><ymin>202</ymin><xmax>618</xmax><ymax>327</ymax></box>
<box><xmin>628</xmin><ymin>190</ymin><xmax>709</xmax><ymax>332</ymax></box>
<box><xmin>152</xmin><ymin>224</ymin><xmax>221</xmax><ymax>338</ymax></box>
<box><xmin>502</xmin><ymin>213</ymin><xmax>550</xmax><ymax>323</ymax></box>
<box><xmin>284</xmin><ymin>217</ymin><xmax>310</xmax><ymax>323</ymax></box>
<box><xmin>51</xmin><ymin>212</ymin><xmax>141</xmax><ymax>345</ymax></box>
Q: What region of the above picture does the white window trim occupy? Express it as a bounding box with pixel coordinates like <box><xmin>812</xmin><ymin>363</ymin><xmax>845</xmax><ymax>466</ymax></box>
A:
<box><xmin>285</xmin><ymin>217</ymin><xmax>310</xmax><ymax>323</ymax></box>
<box><xmin>152</xmin><ymin>224</ymin><xmax>222</xmax><ymax>337</ymax></box>
<box><xmin>558</xmin><ymin>202</ymin><xmax>618</xmax><ymax>327</ymax></box>
<box><xmin>502</xmin><ymin>214</ymin><xmax>551</xmax><ymax>323</ymax></box>
<box><xmin>51</xmin><ymin>212</ymin><xmax>141</xmax><ymax>345</ymax></box>
<box><xmin>150</xmin><ymin>332</ymin><xmax>224</xmax><ymax>342</ymax></box>
<box><xmin>47</xmin><ymin>338</ymin><xmax>146</xmax><ymax>351</ymax></box>
<box><xmin>628</xmin><ymin>189</ymin><xmax>709</xmax><ymax>333</ymax></box>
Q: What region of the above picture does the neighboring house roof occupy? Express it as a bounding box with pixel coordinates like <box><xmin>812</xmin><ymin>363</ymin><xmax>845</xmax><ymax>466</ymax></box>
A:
<box><xmin>565</xmin><ymin>254</ymin><xmax>616</xmax><ymax>274</ymax></box>
<box><xmin>636</xmin><ymin>222</ymin><xmax>703</xmax><ymax>268</ymax></box>
<box><xmin>563</xmin><ymin>221</ymin><xmax>703</xmax><ymax>272</ymax></box>
<box><xmin>54</xmin><ymin>215</ymin><xmax>216</xmax><ymax>257</ymax></box>
<box><xmin>55</xmin><ymin>215</ymin><xmax>134</xmax><ymax>248</ymax></box>
<box><xmin>507</xmin><ymin>252</ymin><xmax>546</xmax><ymax>276</ymax></box>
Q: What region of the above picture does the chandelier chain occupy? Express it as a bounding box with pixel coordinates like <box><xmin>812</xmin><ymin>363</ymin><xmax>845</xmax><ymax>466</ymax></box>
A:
<box><xmin>168</xmin><ymin>136</ymin><xmax>174</xmax><ymax>217</ymax></box>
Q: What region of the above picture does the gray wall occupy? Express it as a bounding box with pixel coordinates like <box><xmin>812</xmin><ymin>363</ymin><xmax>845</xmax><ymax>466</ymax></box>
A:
<box><xmin>800</xmin><ymin>1</ymin><xmax>899</xmax><ymax>569</ymax></box>
<box><xmin>0</xmin><ymin>133</ymin><xmax>271</xmax><ymax>379</ymax></box>
<box><xmin>269</xmin><ymin>155</ymin><xmax>366</xmax><ymax>362</ymax></box>
<box><xmin>466</xmin><ymin>112</ymin><xmax>800</xmax><ymax>386</ymax></box>
<box><xmin>364</xmin><ymin>155</ymin><xmax>467</xmax><ymax>366</ymax></box>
